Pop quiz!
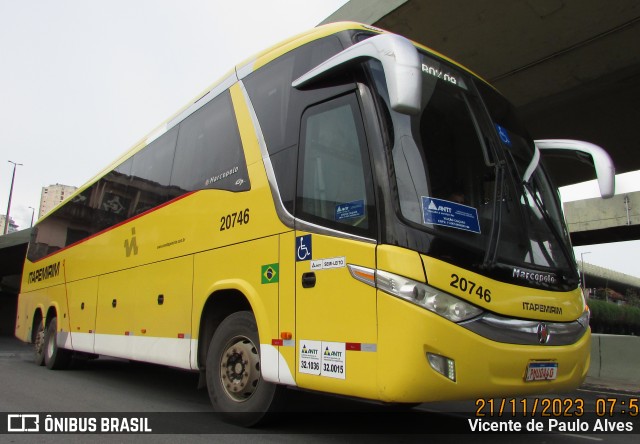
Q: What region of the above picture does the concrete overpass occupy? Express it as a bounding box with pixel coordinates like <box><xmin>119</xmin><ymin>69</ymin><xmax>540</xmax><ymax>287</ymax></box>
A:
<box><xmin>0</xmin><ymin>229</ymin><xmax>28</xmax><ymax>336</ymax></box>
<box><xmin>323</xmin><ymin>0</ymin><xmax>640</xmax><ymax>190</ymax></box>
<box><xmin>565</xmin><ymin>191</ymin><xmax>640</xmax><ymax>245</ymax></box>
<box><xmin>581</xmin><ymin>261</ymin><xmax>640</xmax><ymax>301</ymax></box>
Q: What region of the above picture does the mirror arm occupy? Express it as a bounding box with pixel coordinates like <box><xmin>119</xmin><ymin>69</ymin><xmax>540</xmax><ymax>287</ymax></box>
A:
<box><xmin>534</xmin><ymin>139</ymin><xmax>616</xmax><ymax>199</ymax></box>
<box><xmin>522</xmin><ymin>144</ymin><xmax>541</xmax><ymax>184</ymax></box>
<box><xmin>292</xmin><ymin>33</ymin><xmax>422</xmax><ymax>114</ymax></box>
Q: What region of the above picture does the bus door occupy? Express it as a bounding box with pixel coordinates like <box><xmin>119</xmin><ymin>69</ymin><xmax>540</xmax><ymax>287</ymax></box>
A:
<box><xmin>294</xmin><ymin>93</ymin><xmax>378</xmax><ymax>393</ymax></box>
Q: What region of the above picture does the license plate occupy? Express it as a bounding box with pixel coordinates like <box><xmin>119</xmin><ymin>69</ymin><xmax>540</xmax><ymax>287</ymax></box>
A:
<box><xmin>525</xmin><ymin>361</ymin><xmax>558</xmax><ymax>381</ymax></box>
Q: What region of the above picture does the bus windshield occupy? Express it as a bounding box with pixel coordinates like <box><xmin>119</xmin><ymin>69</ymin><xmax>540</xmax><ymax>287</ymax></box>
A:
<box><xmin>372</xmin><ymin>52</ymin><xmax>576</xmax><ymax>287</ymax></box>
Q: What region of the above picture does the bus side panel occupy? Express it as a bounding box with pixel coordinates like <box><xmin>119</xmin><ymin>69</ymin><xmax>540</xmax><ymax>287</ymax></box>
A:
<box><xmin>16</xmin><ymin>256</ymin><xmax>67</xmax><ymax>343</ymax></box>
<box><xmin>277</xmin><ymin>231</ymin><xmax>296</xmax><ymax>384</ymax></box>
<box><xmin>193</xmin><ymin>236</ymin><xmax>280</xmax><ymax>376</ymax></box>
<box><xmin>294</xmin><ymin>234</ymin><xmax>378</xmax><ymax>399</ymax></box>
<box><xmin>14</xmin><ymin>293</ymin><xmax>34</xmax><ymax>342</ymax></box>
<box><xmin>67</xmin><ymin>277</ymin><xmax>99</xmax><ymax>353</ymax></box>
<box><xmin>133</xmin><ymin>255</ymin><xmax>193</xmax><ymax>367</ymax></box>
<box><xmin>14</xmin><ymin>290</ymin><xmax>43</xmax><ymax>342</ymax></box>
<box><xmin>95</xmin><ymin>268</ymin><xmax>137</xmax><ymax>358</ymax></box>
<box><xmin>14</xmin><ymin>284</ymin><xmax>67</xmax><ymax>344</ymax></box>
<box><xmin>93</xmin><ymin>256</ymin><xmax>193</xmax><ymax>369</ymax></box>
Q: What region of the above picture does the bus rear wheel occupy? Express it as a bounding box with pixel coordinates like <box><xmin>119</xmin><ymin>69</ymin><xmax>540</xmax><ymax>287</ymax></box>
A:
<box><xmin>205</xmin><ymin>311</ymin><xmax>282</xmax><ymax>426</ymax></box>
<box><xmin>34</xmin><ymin>320</ymin><xmax>45</xmax><ymax>366</ymax></box>
<box><xmin>44</xmin><ymin>317</ymin><xmax>72</xmax><ymax>370</ymax></box>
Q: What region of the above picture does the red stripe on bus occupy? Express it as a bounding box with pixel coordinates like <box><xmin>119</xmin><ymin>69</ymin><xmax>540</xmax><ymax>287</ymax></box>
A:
<box><xmin>30</xmin><ymin>191</ymin><xmax>197</xmax><ymax>263</ymax></box>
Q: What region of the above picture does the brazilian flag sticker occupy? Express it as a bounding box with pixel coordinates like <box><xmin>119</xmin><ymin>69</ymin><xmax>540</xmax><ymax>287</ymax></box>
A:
<box><xmin>261</xmin><ymin>264</ymin><xmax>279</xmax><ymax>284</ymax></box>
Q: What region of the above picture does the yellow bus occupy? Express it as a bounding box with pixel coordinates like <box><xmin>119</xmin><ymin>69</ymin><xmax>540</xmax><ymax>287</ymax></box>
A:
<box><xmin>15</xmin><ymin>22</ymin><xmax>614</xmax><ymax>425</ymax></box>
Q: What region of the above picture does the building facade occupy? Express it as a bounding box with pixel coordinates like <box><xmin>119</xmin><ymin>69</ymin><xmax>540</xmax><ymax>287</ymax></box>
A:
<box><xmin>39</xmin><ymin>184</ymin><xmax>77</xmax><ymax>219</ymax></box>
<box><xmin>0</xmin><ymin>215</ymin><xmax>18</xmax><ymax>234</ymax></box>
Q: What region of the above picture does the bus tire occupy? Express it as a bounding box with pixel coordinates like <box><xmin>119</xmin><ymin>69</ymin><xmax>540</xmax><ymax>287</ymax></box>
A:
<box><xmin>205</xmin><ymin>311</ymin><xmax>282</xmax><ymax>426</ymax></box>
<box><xmin>44</xmin><ymin>317</ymin><xmax>72</xmax><ymax>370</ymax></box>
<box><xmin>34</xmin><ymin>320</ymin><xmax>46</xmax><ymax>366</ymax></box>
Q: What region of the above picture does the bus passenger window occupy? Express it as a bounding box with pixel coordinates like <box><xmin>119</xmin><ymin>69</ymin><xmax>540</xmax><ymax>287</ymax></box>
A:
<box><xmin>130</xmin><ymin>126</ymin><xmax>179</xmax><ymax>215</ymax></box>
<box><xmin>171</xmin><ymin>91</ymin><xmax>249</xmax><ymax>193</ymax></box>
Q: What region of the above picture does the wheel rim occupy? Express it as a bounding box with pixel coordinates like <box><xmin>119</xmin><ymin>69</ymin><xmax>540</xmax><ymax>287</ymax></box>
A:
<box><xmin>46</xmin><ymin>328</ymin><xmax>55</xmax><ymax>358</ymax></box>
<box><xmin>219</xmin><ymin>335</ymin><xmax>260</xmax><ymax>402</ymax></box>
<box><xmin>34</xmin><ymin>325</ymin><xmax>44</xmax><ymax>357</ymax></box>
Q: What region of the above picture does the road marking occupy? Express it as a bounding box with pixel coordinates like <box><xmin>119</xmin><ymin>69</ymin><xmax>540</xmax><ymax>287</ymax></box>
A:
<box><xmin>578</xmin><ymin>387</ymin><xmax>638</xmax><ymax>397</ymax></box>
<box><xmin>564</xmin><ymin>434</ymin><xmax>603</xmax><ymax>442</ymax></box>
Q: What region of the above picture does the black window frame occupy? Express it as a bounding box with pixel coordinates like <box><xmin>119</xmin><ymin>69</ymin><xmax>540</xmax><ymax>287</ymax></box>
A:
<box><xmin>295</xmin><ymin>92</ymin><xmax>377</xmax><ymax>239</ymax></box>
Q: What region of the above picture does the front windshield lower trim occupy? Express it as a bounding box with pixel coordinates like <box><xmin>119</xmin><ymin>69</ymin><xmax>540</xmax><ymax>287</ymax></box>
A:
<box><xmin>461</xmin><ymin>311</ymin><xmax>588</xmax><ymax>346</ymax></box>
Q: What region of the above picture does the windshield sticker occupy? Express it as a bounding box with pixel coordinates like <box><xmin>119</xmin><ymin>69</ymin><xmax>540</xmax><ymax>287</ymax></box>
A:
<box><xmin>299</xmin><ymin>340</ymin><xmax>321</xmax><ymax>375</ymax></box>
<box><xmin>421</xmin><ymin>63</ymin><xmax>467</xmax><ymax>90</ymax></box>
<box><xmin>311</xmin><ymin>257</ymin><xmax>346</xmax><ymax>271</ymax></box>
<box><xmin>495</xmin><ymin>123</ymin><xmax>512</xmax><ymax>146</ymax></box>
<box><xmin>321</xmin><ymin>342</ymin><xmax>346</xmax><ymax>379</ymax></box>
<box><xmin>335</xmin><ymin>199</ymin><xmax>365</xmax><ymax>221</ymax></box>
<box><xmin>422</xmin><ymin>197</ymin><xmax>481</xmax><ymax>234</ymax></box>
<box><xmin>299</xmin><ymin>340</ymin><xmax>346</xmax><ymax>379</ymax></box>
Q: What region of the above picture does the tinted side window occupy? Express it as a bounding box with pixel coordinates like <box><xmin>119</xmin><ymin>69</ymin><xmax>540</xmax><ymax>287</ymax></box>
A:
<box><xmin>28</xmin><ymin>189</ymin><xmax>93</xmax><ymax>261</ymax></box>
<box><xmin>130</xmin><ymin>126</ymin><xmax>179</xmax><ymax>215</ymax></box>
<box><xmin>171</xmin><ymin>91</ymin><xmax>249</xmax><ymax>192</ymax></box>
<box><xmin>27</xmin><ymin>90</ymin><xmax>251</xmax><ymax>262</ymax></box>
<box><xmin>96</xmin><ymin>157</ymin><xmax>133</xmax><ymax>228</ymax></box>
<box><xmin>244</xmin><ymin>35</ymin><xmax>356</xmax><ymax>215</ymax></box>
<box><xmin>296</xmin><ymin>94</ymin><xmax>376</xmax><ymax>238</ymax></box>
<box><xmin>243</xmin><ymin>36</ymin><xmax>344</xmax><ymax>156</ymax></box>
<box><xmin>27</xmin><ymin>158</ymin><xmax>133</xmax><ymax>262</ymax></box>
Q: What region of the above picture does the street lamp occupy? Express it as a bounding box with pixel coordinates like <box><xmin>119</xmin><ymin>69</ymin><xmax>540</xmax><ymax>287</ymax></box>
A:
<box><xmin>580</xmin><ymin>251</ymin><xmax>591</xmax><ymax>294</ymax></box>
<box><xmin>28</xmin><ymin>206</ymin><xmax>35</xmax><ymax>227</ymax></box>
<box><xmin>3</xmin><ymin>160</ymin><xmax>23</xmax><ymax>234</ymax></box>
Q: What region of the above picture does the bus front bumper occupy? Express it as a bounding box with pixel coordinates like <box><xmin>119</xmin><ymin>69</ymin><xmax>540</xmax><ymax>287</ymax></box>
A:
<box><xmin>376</xmin><ymin>293</ymin><xmax>590</xmax><ymax>403</ymax></box>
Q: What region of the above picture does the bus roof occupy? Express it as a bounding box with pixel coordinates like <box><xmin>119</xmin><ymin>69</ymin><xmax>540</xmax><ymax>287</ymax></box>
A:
<box><xmin>39</xmin><ymin>21</ymin><xmax>486</xmax><ymax>223</ymax></box>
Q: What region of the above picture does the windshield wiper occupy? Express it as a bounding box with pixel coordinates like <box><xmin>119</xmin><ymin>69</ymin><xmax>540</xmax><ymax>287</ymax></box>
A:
<box><xmin>481</xmin><ymin>161</ymin><xmax>505</xmax><ymax>269</ymax></box>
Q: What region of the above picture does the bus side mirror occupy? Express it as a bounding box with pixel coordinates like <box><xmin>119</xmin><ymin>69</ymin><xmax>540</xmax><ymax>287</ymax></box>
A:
<box><xmin>534</xmin><ymin>139</ymin><xmax>616</xmax><ymax>199</ymax></box>
<box><xmin>292</xmin><ymin>33</ymin><xmax>422</xmax><ymax>115</ymax></box>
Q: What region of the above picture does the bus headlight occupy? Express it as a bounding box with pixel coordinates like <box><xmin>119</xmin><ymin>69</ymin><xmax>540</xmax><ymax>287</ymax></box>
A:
<box><xmin>576</xmin><ymin>307</ymin><xmax>590</xmax><ymax>329</ymax></box>
<box><xmin>376</xmin><ymin>270</ymin><xmax>483</xmax><ymax>322</ymax></box>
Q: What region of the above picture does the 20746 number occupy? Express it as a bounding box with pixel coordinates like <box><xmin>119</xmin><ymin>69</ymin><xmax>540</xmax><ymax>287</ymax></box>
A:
<box><xmin>220</xmin><ymin>208</ymin><xmax>250</xmax><ymax>231</ymax></box>
<box><xmin>450</xmin><ymin>273</ymin><xmax>492</xmax><ymax>303</ymax></box>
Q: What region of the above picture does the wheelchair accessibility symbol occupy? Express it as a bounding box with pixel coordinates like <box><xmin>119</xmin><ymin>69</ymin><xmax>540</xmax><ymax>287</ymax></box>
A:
<box><xmin>495</xmin><ymin>123</ymin><xmax>512</xmax><ymax>146</ymax></box>
<box><xmin>296</xmin><ymin>235</ymin><xmax>312</xmax><ymax>261</ymax></box>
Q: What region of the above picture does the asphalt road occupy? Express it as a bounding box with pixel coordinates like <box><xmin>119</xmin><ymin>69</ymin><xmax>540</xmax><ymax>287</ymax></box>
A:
<box><xmin>1</xmin><ymin>336</ymin><xmax>637</xmax><ymax>443</ymax></box>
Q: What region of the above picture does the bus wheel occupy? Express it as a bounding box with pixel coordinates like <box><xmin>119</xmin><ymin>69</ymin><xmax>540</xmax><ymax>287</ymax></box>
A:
<box><xmin>44</xmin><ymin>317</ymin><xmax>72</xmax><ymax>370</ymax></box>
<box><xmin>34</xmin><ymin>321</ymin><xmax>46</xmax><ymax>366</ymax></box>
<box><xmin>205</xmin><ymin>311</ymin><xmax>282</xmax><ymax>426</ymax></box>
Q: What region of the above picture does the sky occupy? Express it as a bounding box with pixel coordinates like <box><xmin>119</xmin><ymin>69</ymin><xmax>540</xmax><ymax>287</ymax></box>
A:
<box><xmin>0</xmin><ymin>0</ymin><xmax>638</xmax><ymax>278</ymax></box>
<box><xmin>559</xmin><ymin>172</ymin><xmax>640</xmax><ymax>279</ymax></box>
<box><xmin>0</xmin><ymin>0</ymin><xmax>347</xmax><ymax>224</ymax></box>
